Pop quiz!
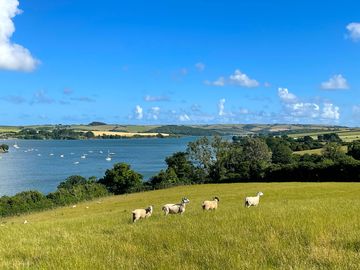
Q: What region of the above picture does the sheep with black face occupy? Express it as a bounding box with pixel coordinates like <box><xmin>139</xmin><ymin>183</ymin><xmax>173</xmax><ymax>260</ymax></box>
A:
<box><xmin>202</xmin><ymin>197</ymin><xmax>220</xmax><ymax>210</ymax></box>
<box><xmin>132</xmin><ymin>206</ymin><xmax>153</xmax><ymax>222</ymax></box>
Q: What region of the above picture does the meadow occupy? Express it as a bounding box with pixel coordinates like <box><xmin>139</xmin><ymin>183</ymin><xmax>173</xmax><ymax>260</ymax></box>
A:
<box><xmin>1</xmin><ymin>182</ymin><xmax>360</xmax><ymax>269</ymax></box>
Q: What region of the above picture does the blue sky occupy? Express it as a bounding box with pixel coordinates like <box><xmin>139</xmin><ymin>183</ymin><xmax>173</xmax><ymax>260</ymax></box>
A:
<box><xmin>0</xmin><ymin>0</ymin><xmax>360</xmax><ymax>126</ymax></box>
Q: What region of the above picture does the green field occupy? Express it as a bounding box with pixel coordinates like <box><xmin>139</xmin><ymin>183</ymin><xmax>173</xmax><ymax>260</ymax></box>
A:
<box><xmin>1</xmin><ymin>183</ymin><xmax>360</xmax><ymax>269</ymax></box>
<box><xmin>294</xmin><ymin>145</ymin><xmax>348</xmax><ymax>155</ymax></box>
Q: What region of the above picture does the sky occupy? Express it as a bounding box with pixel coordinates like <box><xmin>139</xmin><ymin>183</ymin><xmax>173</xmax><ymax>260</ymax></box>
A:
<box><xmin>0</xmin><ymin>0</ymin><xmax>359</xmax><ymax>126</ymax></box>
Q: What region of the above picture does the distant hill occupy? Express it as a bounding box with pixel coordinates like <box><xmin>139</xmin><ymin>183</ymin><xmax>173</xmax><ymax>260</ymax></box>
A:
<box><xmin>88</xmin><ymin>121</ymin><xmax>107</xmax><ymax>126</ymax></box>
<box><xmin>148</xmin><ymin>125</ymin><xmax>221</xmax><ymax>136</ymax></box>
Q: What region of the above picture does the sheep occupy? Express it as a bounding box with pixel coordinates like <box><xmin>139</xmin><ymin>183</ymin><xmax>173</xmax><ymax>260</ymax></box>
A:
<box><xmin>162</xmin><ymin>197</ymin><xmax>190</xmax><ymax>215</ymax></box>
<box><xmin>245</xmin><ymin>192</ymin><xmax>264</xmax><ymax>208</ymax></box>
<box><xmin>202</xmin><ymin>197</ymin><xmax>220</xmax><ymax>210</ymax></box>
<box><xmin>132</xmin><ymin>205</ymin><xmax>153</xmax><ymax>223</ymax></box>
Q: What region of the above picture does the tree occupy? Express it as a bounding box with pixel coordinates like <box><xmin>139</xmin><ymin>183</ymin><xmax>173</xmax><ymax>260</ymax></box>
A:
<box><xmin>348</xmin><ymin>141</ymin><xmax>360</xmax><ymax>160</ymax></box>
<box><xmin>99</xmin><ymin>163</ymin><xmax>143</xmax><ymax>194</ymax></box>
<box><xmin>187</xmin><ymin>136</ymin><xmax>215</xmax><ymax>176</ymax></box>
<box><xmin>149</xmin><ymin>168</ymin><xmax>180</xmax><ymax>189</ymax></box>
<box><xmin>0</xmin><ymin>144</ymin><xmax>9</xmax><ymax>152</ymax></box>
<box><xmin>241</xmin><ymin>137</ymin><xmax>272</xmax><ymax>178</ymax></box>
<box><xmin>57</xmin><ymin>175</ymin><xmax>87</xmax><ymax>190</ymax></box>
<box><xmin>322</xmin><ymin>143</ymin><xmax>344</xmax><ymax>161</ymax></box>
<box><xmin>272</xmin><ymin>144</ymin><xmax>293</xmax><ymax>164</ymax></box>
<box><xmin>85</xmin><ymin>131</ymin><xmax>95</xmax><ymax>139</ymax></box>
<box><xmin>165</xmin><ymin>152</ymin><xmax>195</xmax><ymax>181</ymax></box>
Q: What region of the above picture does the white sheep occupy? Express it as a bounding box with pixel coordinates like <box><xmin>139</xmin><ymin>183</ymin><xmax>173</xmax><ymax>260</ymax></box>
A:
<box><xmin>202</xmin><ymin>196</ymin><xmax>220</xmax><ymax>210</ymax></box>
<box><xmin>132</xmin><ymin>205</ymin><xmax>153</xmax><ymax>223</ymax></box>
<box><xmin>162</xmin><ymin>197</ymin><xmax>190</xmax><ymax>215</ymax></box>
<box><xmin>245</xmin><ymin>192</ymin><xmax>264</xmax><ymax>208</ymax></box>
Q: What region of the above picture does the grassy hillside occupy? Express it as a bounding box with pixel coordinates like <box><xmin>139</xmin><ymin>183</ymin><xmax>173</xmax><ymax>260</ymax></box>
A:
<box><xmin>1</xmin><ymin>183</ymin><xmax>360</xmax><ymax>269</ymax></box>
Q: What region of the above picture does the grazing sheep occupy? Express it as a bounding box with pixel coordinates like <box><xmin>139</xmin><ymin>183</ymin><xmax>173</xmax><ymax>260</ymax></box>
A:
<box><xmin>202</xmin><ymin>197</ymin><xmax>220</xmax><ymax>210</ymax></box>
<box><xmin>132</xmin><ymin>206</ymin><xmax>153</xmax><ymax>223</ymax></box>
<box><xmin>162</xmin><ymin>197</ymin><xmax>190</xmax><ymax>215</ymax></box>
<box><xmin>245</xmin><ymin>192</ymin><xmax>264</xmax><ymax>208</ymax></box>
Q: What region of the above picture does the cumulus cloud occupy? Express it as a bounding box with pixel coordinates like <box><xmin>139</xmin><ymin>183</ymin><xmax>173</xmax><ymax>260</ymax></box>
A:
<box><xmin>204</xmin><ymin>77</ymin><xmax>225</xmax><ymax>87</ymax></box>
<box><xmin>134</xmin><ymin>105</ymin><xmax>143</xmax><ymax>120</ymax></box>
<box><xmin>218</xmin><ymin>98</ymin><xmax>226</xmax><ymax>116</ymax></box>
<box><xmin>0</xmin><ymin>0</ymin><xmax>39</xmax><ymax>71</ymax></box>
<box><xmin>179</xmin><ymin>114</ymin><xmax>190</xmax><ymax>122</ymax></box>
<box><xmin>321</xmin><ymin>74</ymin><xmax>349</xmax><ymax>90</ymax></box>
<box><xmin>278</xmin><ymin>88</ymin><xmax>297</xmax><ymax>103</ymax></box>
<box><xmin>288</xmin><ymin>102</ymin><xmax>320</xmax><ymax>118</ymax></box>
<box><xmin>195</xmin><ymin>62</ymin><xmax>205</xmax><ymax>72</ymax></box>
<box><xmin>321</xmin><ymin>103</ymin><xmax>340</xmax><ymax>120</ymax></box>
<box><xmin>278</xmin><ymin>87</ymin><xmax>340</xmax><ymax>121</ymax></box>
<box><xmin>205</xmin><ymin>69</ymin><xmax>259</xmax><ymax>88</ymax></box>
<box><xmin>148</xmin><ymin>106</ymin><xmax>160</xmax><ymax>120</ymax></box>
<box><xmin>346</xmin><ymin>22</ymin><xmax>360</xmax><ymax>42</ymax></box>
<box><xmin>144</xmin><ymin>95</ymin><xmax>170</xmax><ymax>102</ymax></box>
<box><xmin>229</xmin><ymin>70</ymin><xmax>259</xmax><ymax>88</ymax></box>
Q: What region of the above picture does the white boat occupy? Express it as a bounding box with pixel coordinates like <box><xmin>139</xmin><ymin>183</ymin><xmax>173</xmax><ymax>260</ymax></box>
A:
<box><xmin>99</xmin><ymin>151</ymin><xmax>103</xmax><ymax>154</ymax></box>
<box><xmin>13</xmin><ymin>143</ymin><xmax>20</xmax><ymax>149</ymax></box>
<box><xmin>37</xmin><ymin>154</ymin><xmax>42</xmax><ymax>157</ymax></box>
<box><xmin>81</xmin><ymin>155</ymin><xmax>86</xmax><ymax>159</ymax></box>
<box><xmin>106</xmin><ymin>156</ymin><xmax>112</xmax><ymax>161</ymax></box>
<box><xmin>73</xmin><ymin>161</ymin><xmax>79</xmax><ymax>165</ymax></box>
<box><xmin>50</xmin><ymin>153</ymin><xmax>54</xmax><ymax>156</ymax></box>
<box><xmin>60</xmin><ymin>154</ymin><xmax>64</xmax><ymax>158</ymax></box>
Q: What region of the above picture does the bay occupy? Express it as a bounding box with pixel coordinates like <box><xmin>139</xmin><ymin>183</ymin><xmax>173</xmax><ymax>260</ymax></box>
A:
<box><xmin>0</xmin><ymin>137</ymin><xmax>196</xmax><ymax>196</ymax></box>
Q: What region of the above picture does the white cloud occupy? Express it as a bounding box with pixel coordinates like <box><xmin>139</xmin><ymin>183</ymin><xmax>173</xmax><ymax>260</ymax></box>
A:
<box><xmin>179</xmin><ymin>114</ymin><xmax>190</xmax><ymax>122</ymax></box>
<box><xmin>218</xmin><ymin>98</ymin><xmax>226</xmax><ymax>116</ymax></box>
<box><xmin>289</xmin><ymin>102</ymin><xmax>320</xmax><ymax>118</ymax></box>
<box><xmin>195</xmin><ymin>62</ymin><xmax>205</xmax><ymax>72</ymax></box>
<box><xmin>239</xmin><ymin>108</ymin><xmax>249</xmax><ymax>114</ymax></box>
<box><xmin>148</xmin><ymin>106</ymin><xmax>160</xmax><ymax>120</ymax></box>
<box><xmin>229</xmin><ymin>69</ymin><xmax>259</xmax><ymax>88</ymax></box>
<box><xmin>321</xmin><ymin>74</ymin><xmax>349</xmax><ymax>90</ymax></box>
<box><xmin>346</xmin><ymin>22</ymin><xmax>360</xmax><ymax>42</ymax></box>
<box><xmin>204</xmin><ymin>77</ymin><xmax>225</xmax><ymax>87</ymax></box>
<box><xmin>278</xmin><ymin>88</ymin><xmax>297</xmax><ymax>103</ymax></box>
<box><xmin>321</xmin><ymin>103</ymin><xmax>340</xmax><ymax>120</ymax></box>
<box><xmin>134</xmin><ymin>105</ymin><xmax>143</xmax><ymax>120</ymax></box>
<box><xmin>144</xmin><ymin>95</ymin><xmax>169</xmax><ymax>102</ymax></box>
<box><xmin>278</xmin><ymin>87</ymin><xmax>340</xmax><ymax>121</ymax></box>
<box><xmin>0</xmin><ymin>0</ymin><xmax>39</xmax><ymax>71</ymax></box>
<box><xmin>205</xmin><ymin>69</ymin><xmax>259</xmax><ymax>88</ymax></box>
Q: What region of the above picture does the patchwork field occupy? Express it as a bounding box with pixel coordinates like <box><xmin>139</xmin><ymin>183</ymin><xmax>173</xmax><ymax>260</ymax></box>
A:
<box><xmin>1</xmin><ymin>183</ymin><xmax>360</xmax><ymax>269</ymax></box>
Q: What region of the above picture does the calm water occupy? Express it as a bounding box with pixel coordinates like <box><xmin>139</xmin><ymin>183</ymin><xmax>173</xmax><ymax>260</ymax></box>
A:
<box><xmin>0</xmin><ymin>138</ymin><xmax>196</xmax><ymax>196</ymax></box>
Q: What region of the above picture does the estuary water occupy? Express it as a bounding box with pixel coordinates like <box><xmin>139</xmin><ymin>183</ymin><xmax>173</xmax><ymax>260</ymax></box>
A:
<box><xmin>0</xmin><ymin>137</ymin><xmax>196</xmax><ymax>196</ymax></box>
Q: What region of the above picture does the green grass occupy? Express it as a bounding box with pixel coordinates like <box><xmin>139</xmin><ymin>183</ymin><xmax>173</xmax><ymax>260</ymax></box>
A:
<box><xmin>1</xmin><ymin>183</ymin><xmax>360</xmax><ymax>269</ymax></box>
<box><xmin>294</xmin><ymin>146</ymin><xmax>348</xmax><ymax>155</ymax></box>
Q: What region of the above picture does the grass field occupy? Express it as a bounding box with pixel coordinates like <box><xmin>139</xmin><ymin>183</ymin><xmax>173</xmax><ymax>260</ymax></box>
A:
<box><xmin>294</xmin><ymin>146</ymin><xmax>348</xmax><ymax>155</ymax></box>
<box><xmin>1</xmin><ymin>183</ymin><xmax>360</xmax><ymax>269</ymax></box>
